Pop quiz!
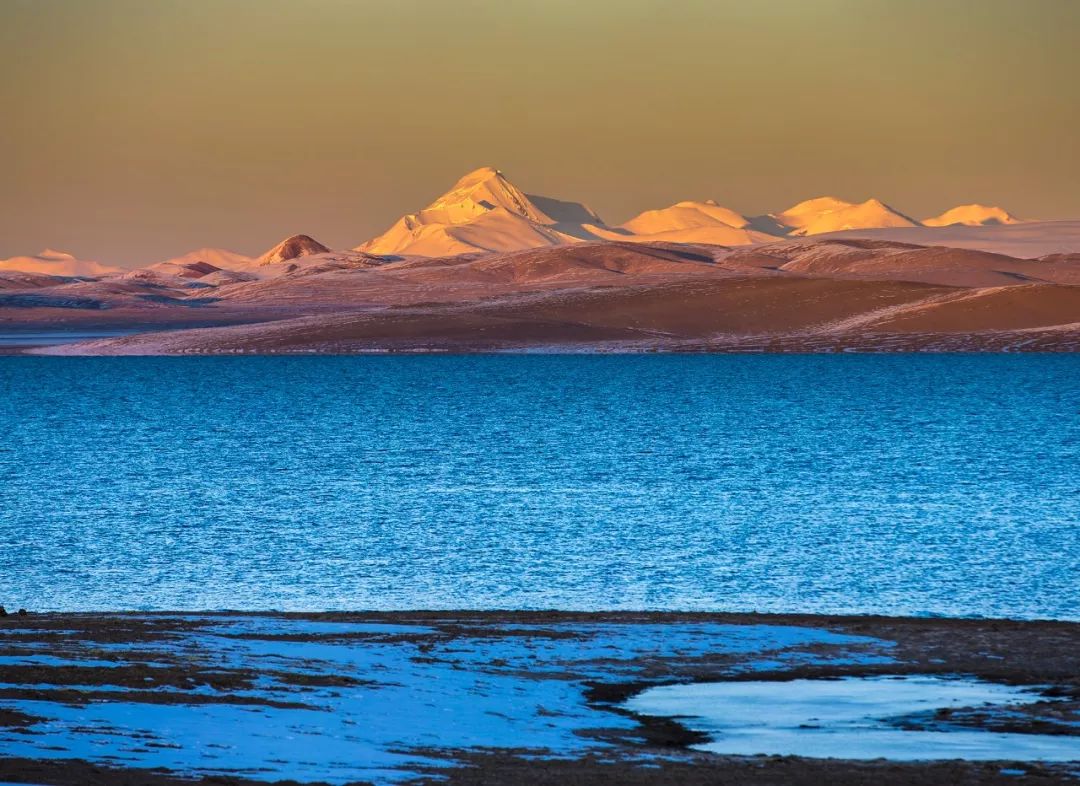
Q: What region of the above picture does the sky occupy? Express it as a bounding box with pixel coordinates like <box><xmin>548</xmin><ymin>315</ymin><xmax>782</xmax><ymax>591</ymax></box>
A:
<box><xmin>2</xmin><ymin>0</ymin><xmax>1079</xmax><ymax>266</ymax></box>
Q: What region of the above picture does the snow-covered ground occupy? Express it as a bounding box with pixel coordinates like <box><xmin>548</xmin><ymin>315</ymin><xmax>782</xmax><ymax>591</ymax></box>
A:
<box><xmin>1</xmin><ymin>613</ymin><xmax>1078</xmax><ymax>783</ymax></box>
<box><xmin>0</xmin><ymin>615</ymin><xmax>884</xmax><ymax>783</ymax></box>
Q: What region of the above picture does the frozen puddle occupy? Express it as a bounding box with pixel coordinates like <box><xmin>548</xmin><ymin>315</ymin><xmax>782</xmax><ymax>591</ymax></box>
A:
<box><xmin>625</xmin><ymin>676</ymin><xmax>1080</xmax><ymax>762</ymax></box>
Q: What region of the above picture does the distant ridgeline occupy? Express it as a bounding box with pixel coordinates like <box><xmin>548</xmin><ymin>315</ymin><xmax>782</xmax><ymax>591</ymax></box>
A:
<box><xmin>1</xmin><ymin>166</ymin><xmax>1033</xmax><ymax>273</ymax></box>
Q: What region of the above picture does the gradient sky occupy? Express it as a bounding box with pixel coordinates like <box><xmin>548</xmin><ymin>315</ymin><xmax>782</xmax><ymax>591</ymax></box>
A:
<box><xmin>3</xmin><ymin>0</ymin><xmax>1079</xmax><ymax>265</ymax></box>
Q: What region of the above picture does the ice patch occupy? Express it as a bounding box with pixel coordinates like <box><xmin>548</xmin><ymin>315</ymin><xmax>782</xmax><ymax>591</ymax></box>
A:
<box><xmin>625</xmin><ymin>676</ymin><xmax>1080</xmax><ymax>762</ymax></box>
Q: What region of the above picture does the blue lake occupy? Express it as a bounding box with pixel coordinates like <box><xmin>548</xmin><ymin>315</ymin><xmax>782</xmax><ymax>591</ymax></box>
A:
<box><xmin>0</xmin><ymin>355</ymin><xmax>1077</xmax><ymax>618</ymax></box>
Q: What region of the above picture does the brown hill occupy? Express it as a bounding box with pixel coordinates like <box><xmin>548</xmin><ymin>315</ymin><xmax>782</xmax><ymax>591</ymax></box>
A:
<box><xmin>258</xmin><ymin>234</ymin><xmax>331</xmax><ymax>266</ymax></box>
<box><xmin>862</xmin><ymin>284</ymin><xmax>1080</xmax><ymax>333</ymax></box>
<box><xmin>38</xmin><ymin>277</ymin><xmax>955</xmax><ymax>354</ymax></box>
<box><xmin>7</xmin><ymin>237</ymin><xmax>1080</xmax><ymax>354</ymax></box>
<box><xmin>723</xmin><ymin>239</ymin><xmax>1080</xmax><ymax>287</ymax></box>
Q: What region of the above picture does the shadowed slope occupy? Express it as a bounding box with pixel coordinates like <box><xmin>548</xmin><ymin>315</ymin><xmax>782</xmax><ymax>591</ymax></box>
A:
<box><xmin>258</xmin><ymin>234</ymin><xmax>331</xmax><ymax>265</ymax></box>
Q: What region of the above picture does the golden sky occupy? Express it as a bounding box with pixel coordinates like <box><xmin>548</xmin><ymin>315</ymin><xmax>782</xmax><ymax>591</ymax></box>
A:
<box><xmin>3</xmin><ymin>0</ymin><xmax>1078</xmax><ymax>265</ymax></box>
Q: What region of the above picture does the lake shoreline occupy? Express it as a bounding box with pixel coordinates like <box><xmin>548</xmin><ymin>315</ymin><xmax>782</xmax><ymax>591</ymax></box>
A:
<box><xmin>0</xmin><ymin>611</ymin><xmax>1076</xmax><ymax>785</ymax></box>
<box><xmin>29</xmin><ymin>331</ymin><xmax>1080</xmax><ymax>355</ymax></box>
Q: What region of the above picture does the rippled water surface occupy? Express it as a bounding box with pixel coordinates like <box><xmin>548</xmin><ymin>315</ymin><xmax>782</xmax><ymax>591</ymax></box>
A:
<box><xmin>0</xmin><ymin>355</ymin><xmax>1077</xmax><ymax>616</ymax></box>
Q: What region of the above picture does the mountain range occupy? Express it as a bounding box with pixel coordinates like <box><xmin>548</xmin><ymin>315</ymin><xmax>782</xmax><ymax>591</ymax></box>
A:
<box><xmin>352</xmin><ymin>167</ymin><xmax>1025</xmax><ymax>258</ymax></box>
<box><xmin>2</xmin><ymin>166</ymin><xmax>1078</xmax><ymax>355</ymax></box>
<box><xmin>0</xmin><ymin>166</ymin><xmax>1035</xmax><ymax>274</ymax></box>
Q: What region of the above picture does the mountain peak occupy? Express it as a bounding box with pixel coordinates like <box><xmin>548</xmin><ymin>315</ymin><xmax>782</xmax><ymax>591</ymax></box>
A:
<box><xmin>778</xmin><ymin>197</ymin><xmax>855</xmax><ymax>217</ymax></box>
<box><xmin>452</xmin><ymin>166</ymin><xmax>503</xmax><ymax>185</ymax></box>
<box><xmin>259</xmin><ymin>234</ymin><xmax>330</xmax><ymax>265</ymax></box>
<box><xmin>622</xmin><ymin>201</ymin><xmax>750</xmax><ymax>234</ymax></box>
<box><xmin>38</xmin><ymin>248</ymin><xmax>77</xmax><ymax>260</ymax></box>
<box><xmin>773</xmin><ymin>196</ymin><xmax>918</xmax><ymax>236</ymax></box>
<box><xmin>923</xmin><ymin>204</ymin><xmax>1022</xmax><ymax>227</ymax></box>
<box><xmin>357</xmin><ymin>167</ymin><xmax>590</xmax><ymax>256</ymax></box>
<box><xmin>422</xmin><ymin>166</ymin><xmax>543</xmax><ymax>224</ymax></box>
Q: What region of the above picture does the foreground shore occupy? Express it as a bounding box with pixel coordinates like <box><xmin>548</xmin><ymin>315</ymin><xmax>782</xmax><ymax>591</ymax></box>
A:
<box><xmin>0</xmin><ymin>611</ymin><xmax>1076</xmax><ymax>785</ymax></box>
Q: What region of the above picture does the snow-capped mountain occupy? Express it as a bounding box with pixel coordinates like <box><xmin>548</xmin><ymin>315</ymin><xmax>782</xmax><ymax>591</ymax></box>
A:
<box><xmin>0</xmin><ymin>249</ymin><xmax>121</xmax><ymax>277</ymax></box>
<box><xmin>356</xmin><ymin>167</ymin><xmax>601</xmax><ymax>257</ymax></box>
<box><xmin>0</xmin><ymin>166</ymin><xmax>1038</xmax><ymax>272</ymax></box>
<box><xmin>923</xmin><ymin>204</ymin><xmax>1023</xmax><ymax>227</ymax></box>
<box><xmin>768</xmin><ymin>197</ymin><xmax>920</xmax><ymax>236</ymax></box>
